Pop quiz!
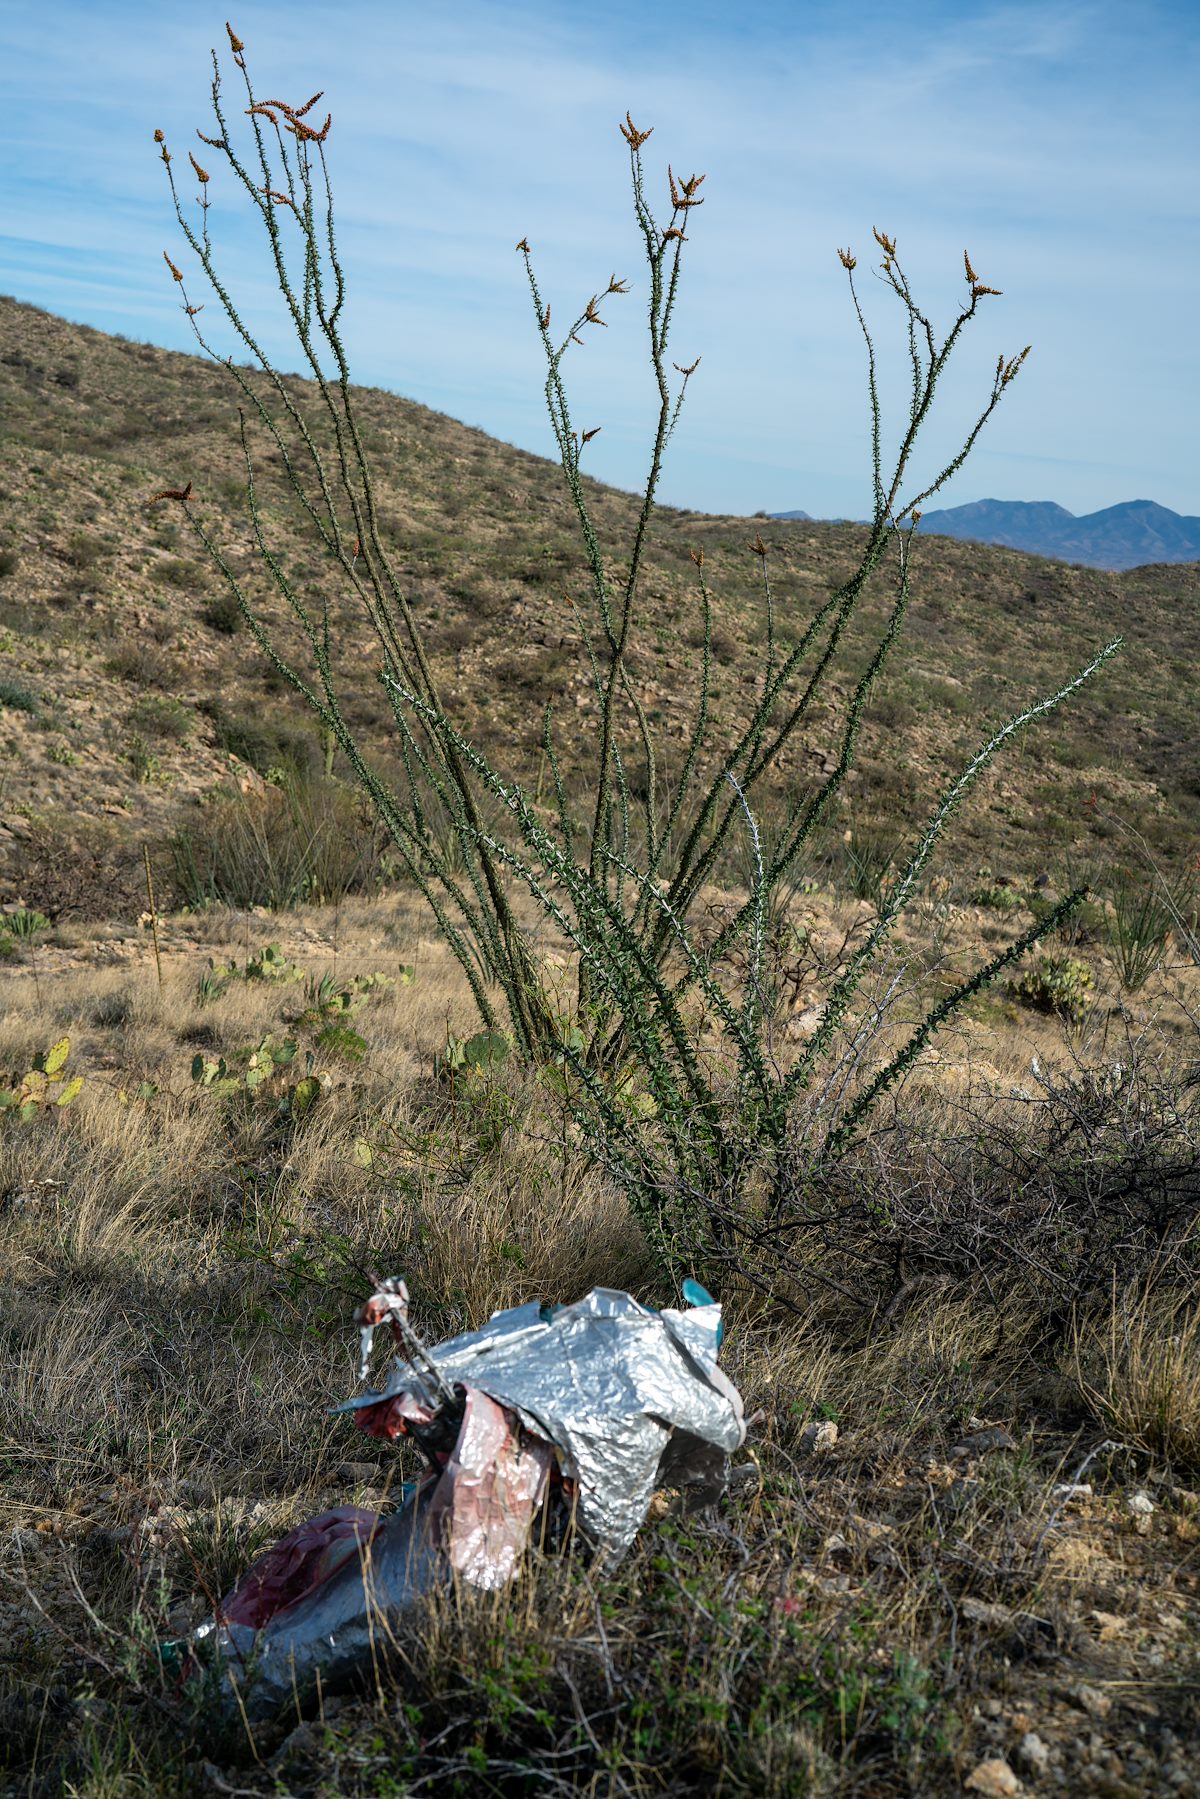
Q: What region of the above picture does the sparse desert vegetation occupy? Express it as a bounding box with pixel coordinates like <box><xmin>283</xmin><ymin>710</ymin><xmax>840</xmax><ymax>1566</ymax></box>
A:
<box><xmin>2</xmin><ymin>26</ymin><xmax>1199</xmax><ymax>1799</ymax></box>
<box><xmin>1</xmin><ymin>893</ymin><xmax>1199</xmax><ymax>1794</ymax></box>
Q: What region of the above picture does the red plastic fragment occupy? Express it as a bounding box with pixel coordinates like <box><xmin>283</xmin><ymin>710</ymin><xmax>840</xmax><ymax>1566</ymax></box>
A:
<box><xmin>217</xmin><ymin>1507</ymin><xmax>381</xmax><ymax>1629</ymax></box>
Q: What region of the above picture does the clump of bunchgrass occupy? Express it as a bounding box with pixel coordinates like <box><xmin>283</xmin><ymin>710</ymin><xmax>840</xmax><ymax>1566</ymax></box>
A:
<box><xmin>1075</xmin><ymin>1287</ymin><xmax>1200</xmax><ymax>1470</ymax></box>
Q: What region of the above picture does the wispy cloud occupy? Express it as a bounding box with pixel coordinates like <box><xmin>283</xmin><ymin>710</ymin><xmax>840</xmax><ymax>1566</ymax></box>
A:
<box><xmin>2</xmin><ymin>0</ymin><xmax>1196</xmax><ymax>515</ymax></box>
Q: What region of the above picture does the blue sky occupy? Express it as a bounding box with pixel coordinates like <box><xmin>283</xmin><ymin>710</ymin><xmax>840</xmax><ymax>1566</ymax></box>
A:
<box><xmin>2</xmin><ymin>0</ymin><xmax>1197</xmax><ymax>519</ymax></box>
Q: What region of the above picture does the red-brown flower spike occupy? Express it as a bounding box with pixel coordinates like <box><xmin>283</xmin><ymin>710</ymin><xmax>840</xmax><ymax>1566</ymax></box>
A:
<box><xmin>606</xmin><ymin>274</ymin><xmax>630</xmax><ymax>294</ymax></box>
<box><xmin>872</xmin><ymin>227</ymin><xmax>897</xmax><ymax>258</ymax></box>
<box><xmin>163</xmin><ymin>251</ymin><xmax>184</xmax><ymax>283</ymax></box>
<box><xmin>581</xmin><ymin>427</ymin><xmax>601</xmax><ymax>445</ymax></box>
<box><xmin>619</xmin><ymin>112</ymin><xmax>653</xmax><ymax>150</ymax></box>
<box><xmin>148</xmin><ymin>481</ymin><xmax>193</xmax><ymax>505</ymax></box>
<box><xmin>964</xmin><ymin>250</ymin><xmax>978</xmax><ymax>284</ymax></box>
<box><xmin>541</xmin><ymin>303</ymin><xmax>551</xmax><ymax>331</ymax></box>
<box><xmin>672</xmin><ymin>358</ymin><xmax>701</xmax><ymax>377</ymax></box>
<box><xmin>668</xmin><ymin>166</ymin><xmax>706</xmax><ymax>209</ymax></box>
<box><xmin>584</xmin><ymin>296</ymin><xmax>607</xmax><ymax>327</ymax></box>
<box><xmin>226</xmin><ymin>22</ymin><xmax>244</xmax><ymax>52</ymax></box>
<box><xmin>837</xmin><ymin>247</ymin><xmax>856</xmax><ymax>270</ymax></box>
<box><xmin>690</xmin><ymin>548</ymin><xmax>705</xmax><ymax>569</ymax></box>
<box><xmin>749</xmin><ymin>534</ymin><xmax>767</xmax><ymax>557</ymax></box>
<box><xmin>1000</xmin><ymin>345</ymin><xmax>1032</xmax><ymax>385</ymax></box>
<box><xmin>292</xmin><ymin>113</ymin><xmax>332</xmax><ymax>143</ymax></box>
<box><xmin>662</xmin><ymin>227</ymin><xmax>687</xmax><ymax>243</ymax></box>
<box><xmin>515</xmin><ymin>237</ymin><xmax>530</xmax><ymax>253</ymax></box>
<box><xmin>188</xmin><ymin>152</ymin><xmax>210</xmax><ymax>184</ymax></box>
<box><xmin>197</xmin><ymin>130</ymin><xmax>226</xmax><ymax>149</ymax></box>
<box><xmin>153</xmin><ymin>128</ymin><xmax>165</xmax><ymax>143</ymax></box>
<box><xmin>294</xmin><ymin>91</ymin><xmax>324</xmax><ymax>119</ymax></box>
<box><xmin>972</xmin><ymin>284</ymin><xmax>1003</xmax><ymax>299</ymax></box>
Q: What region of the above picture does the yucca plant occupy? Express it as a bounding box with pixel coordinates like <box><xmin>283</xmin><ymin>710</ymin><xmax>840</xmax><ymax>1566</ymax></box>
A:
<box><xmin>152</xmin><ymin>26</ymin><xmax>1118</xmax><ymax>1296</ymax></box>
<box><xmin>1105</xmin><ymin>864</ymin><xmax>1183</xmax><ymax>992</ymax></box>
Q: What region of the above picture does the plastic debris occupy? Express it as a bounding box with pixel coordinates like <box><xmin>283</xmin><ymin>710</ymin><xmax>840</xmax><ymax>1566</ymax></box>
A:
<box><xmin>180</xmin><ymin>1280</ymin><xmax>744</xmax><ymax>1718</ymax></box>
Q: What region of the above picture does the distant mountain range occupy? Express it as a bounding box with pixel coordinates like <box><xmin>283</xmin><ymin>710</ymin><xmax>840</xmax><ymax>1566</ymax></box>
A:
<box><xmin>769</xmin><ymin>499</ymin><xmax>1200</xmax><ymax>571</ymax></box>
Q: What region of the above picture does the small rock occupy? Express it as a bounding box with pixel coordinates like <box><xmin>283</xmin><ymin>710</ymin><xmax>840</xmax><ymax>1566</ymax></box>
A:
<box><xmin>799</xmin><ymin>1420</ymin><xmax>838</xmax><ymax>1454</ymax></box>
<box><xmin>785</xmin><ymin>1005</ymin><xmax>825</xmax><ymax>1040</ymax></box>
<box><xmin>965</xmin><ymin>1757</ymin><xmax>1022</xmax><ymax>1796</ymax></box>
<box><xmin>1126</xmin><ymin>1490</ymin><xmax>1154</xmax><ymax>1515</ymax></box>
<box><xmin>335</xmin><ymin>1461</ymin><xmax>382</xmax><ymax>1483</ymax></box>
<box><xmin>727</xmin><ymin>1462</ymin><xmax>761</xmax><ymax>1494</ymax></box>
<box><xmin>1052</xmin><ymin>1482</ymin><xmax>1093</xmax><ymax>1501</ymax></box>
<box><xmin>1018</xmin><ymin>1733</ymin><xmax>1051</xmax><ymax>1775</ymax></box>
<box><xmin>961</xmin><ymin>1597</ymin><xmax>1015</xmax><ymax>1628</ymax></box>
<box><xmin>270</xmin><ymin>1720</ymin><xmax>321</xmax><ymax>1772</ymax></box>
<box><xmin>952</xmin><ymin>1428</ymin><xmax>1017</xmax><ymax>1458</ymax></box>
<box><xmin>1075</xmin><ymin>1684</ymin><xmax>1113</xmax><ymax>1720</ymax></box>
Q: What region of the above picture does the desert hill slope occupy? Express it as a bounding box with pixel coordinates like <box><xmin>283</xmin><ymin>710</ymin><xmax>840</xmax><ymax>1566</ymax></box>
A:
<box><xmin>1</xmin><ymin>294</ymin><xmax>1197</xmax><ymax>916</ymax></box>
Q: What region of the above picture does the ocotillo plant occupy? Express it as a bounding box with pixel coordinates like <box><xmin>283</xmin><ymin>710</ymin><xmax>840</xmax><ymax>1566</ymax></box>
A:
<box><xmin>153</xmin><ymin>26</ymin><xmax>1119</xmax><ymax>1292</ymax></box>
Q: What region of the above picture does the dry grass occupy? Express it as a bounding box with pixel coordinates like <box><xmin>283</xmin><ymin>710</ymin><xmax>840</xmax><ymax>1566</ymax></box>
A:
<box><xmin>2</xmin><ymin>899</ymin><xmax>1199</xmax><ymax>1795</ymax></box>
<box><xmin>1075</xmin><ymin>1290</ymin><xmax>1200</xmax><ymax>1470</ymax></box>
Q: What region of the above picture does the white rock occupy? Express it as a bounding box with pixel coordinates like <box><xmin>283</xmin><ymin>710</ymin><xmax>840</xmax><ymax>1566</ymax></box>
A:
<box><xmin>1018</xmin><ymin>1732</ymin><xmax>1051</xmax><ymax>1775</ymax></box>
<box><xmin>965</xmin><ymin>1757</ymin><xmax>1022</xmax><ymax>1796</ymax></box>
<box><xmin>800</xmin><ymin>1420</ymin><xmax>838</xmax><ymax>1453</ymax></box>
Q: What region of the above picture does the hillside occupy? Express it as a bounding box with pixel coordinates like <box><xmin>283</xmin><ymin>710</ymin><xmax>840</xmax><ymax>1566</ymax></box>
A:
<box><xmin>2</xmin><ymin>294</ymin><xmax>1198</xmax><ymax>918</ymax></box>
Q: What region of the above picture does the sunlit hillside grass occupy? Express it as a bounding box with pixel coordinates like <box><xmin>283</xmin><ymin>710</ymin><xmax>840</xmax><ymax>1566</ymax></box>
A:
<box><xmin>2</xmin><ymin>880</ymin><xmax>1199</xmax><ymax>1793</ymax></box>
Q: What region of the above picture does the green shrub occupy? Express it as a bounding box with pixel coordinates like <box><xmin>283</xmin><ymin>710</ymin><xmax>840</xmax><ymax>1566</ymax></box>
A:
<box><xmin>5</xmin><ymin>907</ymin><xmax>50</xmax><ymax>940</ymax></box>
<box><xmin>970</xmin><ymin>871</ymin><xmax>1024</xmax><ymax>910</ymax></box>
<box><xmin>200</xmin><ymin>699</ymin><xmax>316</xmax><ymax>779</ymax></box>
<box><xmin>106</xmin><ymin>642</ymin><xmax>177</xmax><ymax>688</ymax></box>
<box><xmin>0</xmin><ymin>678</ymin><xmax>38</xmax><ymax>714</ymax></box>
<box><xmin>201</xmin><ymin>591</ymin><xmax>242</xmax><ymax>634</ymax></box>
<box><xmin>65</xmin><ymin>531</ymin><xmax>106</xmax><ymax>571</ymax></box>
<box><xmin>122</xmin><ymin>732</ymin><xmax>164</xmax><ymax>783</ymax></box>
<box><xmin>127</xmin><ymin>692</ymin><xmax>191</xmax><ymax>743</ymax></box>
<box><xmin>842</xmin><ymin>827</ymin><xmax>902</xmax><ymax>910</ymax></box>
<box><xmin>158</xmin><ymin>556</ymin><xmax>204</xmax><ymax>590</ymax></box>
<box><xmin>1013</xmin><ymin>953</ymin><xmax>1093</xmax><ymax>1022</ymax></box>
<box><xmin>171</xmin><ymin>776</ymin><xmax>388</xmax><ymax>911</ymax></box>
<box><xmin>1104</xmin><ymin>865</ymin><xmax>1185</xmax><ymax>993</ymax></box>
